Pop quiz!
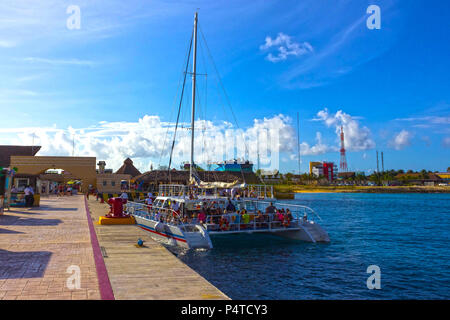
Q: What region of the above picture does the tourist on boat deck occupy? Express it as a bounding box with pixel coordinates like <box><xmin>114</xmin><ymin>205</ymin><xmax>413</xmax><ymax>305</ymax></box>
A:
<box><xmin>241</xmin><ymin>210</ymin><xmax>250</xmax><ymax>228</ymax></box>
<box><xmin>221</xmin><ymin>210</ymin><xmax>230</xmax><ymax>223</ymax></box>
<box><xmin>171</xmin><ymin>201</ymin><xmax>180</xmax><ymax>213</ymax></box>
<box><xmin>286</xmin><ymin>209</ymin><xmax>293</xmax><ymax>221</ymax></box>
<box><xmin>303</xmin><ymin>213</ymin><xmax>308</xmax><ymax>222</ymax></box>
<box><xmin>276</xmin><ymin>210</ymin><xmax>284</xmax><ymax>221</ymax></box>
<box><xmin>155</xmin><ymin>211</ymin><xmax>162</xmax><ymax>222</ymax></box>
<box><xmin>145</xmin><ymin>194</ymin><xmax>153</xmax><ymax>212</ymax></box>
<box><xmin>198</xmin><ymin>211</ymin><xmax>206</xmax><ymax>224</ymax></box>
<box><xmin>265</xmin><ymin>202</ymin><xmax>276</xmax><ymax>214</ymax></box>
<box><xmin>255</xmin><ymin>210</ymin><xmax>264</xmax><ymax>227</ymax></box>
<box><xmin>226</xmin><ymin>199</ymin><xmax>236</xmax><ymax>213</ymax></box>
<box><xmin>231</xmin><ymin>187</ymin><xmax>237</xmax><ymax>199</ymax></box>
<box><xmin>232</xmin><ymin>210</ymin><xmax>240</xmax><ymax>225</ymax></box>
<box><xmin>120</xmin><ymin>192</ymin><xmax>128</xmax><ymax>201</ymax></box>
<box><xmin>282</xmin><ymin>214</ymin><xmax>290</xmax><ymax>227</ymax></box>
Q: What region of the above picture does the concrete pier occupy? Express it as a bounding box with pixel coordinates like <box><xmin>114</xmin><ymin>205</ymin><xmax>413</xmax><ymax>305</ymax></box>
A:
<box><xmin>0</xmin><ymin>194</ymin><xmax>228</xmax><ymax>300</ymax></box>
<box><xmin>0</xmin><ymin>195</ymin><xmax>101</xmax><ymax>300</ymax></box>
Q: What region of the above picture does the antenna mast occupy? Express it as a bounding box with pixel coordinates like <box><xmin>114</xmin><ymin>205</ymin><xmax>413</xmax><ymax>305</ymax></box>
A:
<box><xmin>376</xmin><ymin>150</ymin><xmax>380</xmax><ymax>173</ymax></box>
<box><xmin>297</xmin><ymin>112</ymin><xmax>301</xmax><ymax>174</ymax></box>
<box><xmin>190</xmin><ymin>11</ymin><xmax>198</xmax><ymax>182</ymax></box>
<box><xmin>339</xmin><ymin>126</ymin><xmax>348</xmax><ymax>172</ymax></box>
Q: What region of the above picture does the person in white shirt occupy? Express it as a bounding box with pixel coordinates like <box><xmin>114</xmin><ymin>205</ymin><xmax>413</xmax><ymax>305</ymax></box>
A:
<box><xmin>120</xmin><ymin>192</ymin><xmax>128</xmax><ymax>200</ymax></box>
<box><xmin>24</xmin><ymin>185</ymin><xmax>34</xmax><ymax>207</ymax></box>
<box><xmin>145</xmin><ymin>195</ymin><xmax>153</xmax><ymax>213</ymax></box>
<box><xmin>171</xmin><ymin>201</ymin><xmax>180</xmax><ymax>212</ymax></box>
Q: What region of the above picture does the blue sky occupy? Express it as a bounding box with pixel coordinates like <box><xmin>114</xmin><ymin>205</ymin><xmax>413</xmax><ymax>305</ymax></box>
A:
<box><xmin>0</xmin><ymin>0</ymin><xmax>449</xmax><ymax>173</ymax></box>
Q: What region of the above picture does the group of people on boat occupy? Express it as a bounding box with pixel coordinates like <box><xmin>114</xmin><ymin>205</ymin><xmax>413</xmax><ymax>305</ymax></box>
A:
<box><xmin>140</xmin><ymin>196</ymin><xmax>304</xmax><ymax>231</ymax></box>
<box><xmin>211</xmin><ymin>202</ymin><xmax>297</xmax><ymax>231</ymax></box>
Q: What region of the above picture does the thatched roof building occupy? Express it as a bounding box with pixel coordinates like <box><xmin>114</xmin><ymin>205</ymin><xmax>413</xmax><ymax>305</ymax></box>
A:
<box><xmin>115</xmin><ymin>158</ymin><xmax>141</xmax><ymax>177</ymax></box>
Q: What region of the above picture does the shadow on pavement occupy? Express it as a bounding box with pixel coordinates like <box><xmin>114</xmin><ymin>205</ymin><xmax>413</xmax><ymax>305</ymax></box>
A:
<box><xmin>0</xmin><ymin>228</ymin><xmax>24</xmax><ymax>234</ymax></box>
<box><xmin>0</xmin><ymin>249</ymin><xmax>52</xmax><ymax>279</ymax></box>
<box><xmin>0</xmin><ymin>215</ymin><xmax>62</xmax><ymax>226</ymax></box>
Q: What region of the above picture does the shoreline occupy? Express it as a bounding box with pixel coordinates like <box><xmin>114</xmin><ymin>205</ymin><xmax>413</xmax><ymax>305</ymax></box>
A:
<box><xmin>274</xmin><ymin>185</ymin><xmax>450</xmax><ymax>194</ymax></box>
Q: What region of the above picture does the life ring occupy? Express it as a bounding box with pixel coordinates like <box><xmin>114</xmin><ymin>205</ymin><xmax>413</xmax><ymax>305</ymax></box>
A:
<box><xmin>219</xmin><ymin>219</ymin><xmax>230</xmax><ymax>231</ymax></box>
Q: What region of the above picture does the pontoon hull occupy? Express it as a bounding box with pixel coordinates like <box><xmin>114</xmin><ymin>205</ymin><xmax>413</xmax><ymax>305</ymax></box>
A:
<box><xmin>134</xmin><ymin>216</ymin><xmax>190</xmax><ymax>248</ymax></box>
<box><xmin>272</xmin><ymin>221</ymin><xmax>330</xmax><ymax>243</ymax></box>
<box><xmin>134</xmin><ymin>216</ymin><xmax>213</xmax><ymax>249</ymax></box>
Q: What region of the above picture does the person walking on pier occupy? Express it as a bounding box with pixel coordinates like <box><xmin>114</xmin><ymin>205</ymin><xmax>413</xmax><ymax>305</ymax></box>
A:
<box><xmin>24</xmin><ymin>185</ymin><xmax>34</xmax><ymax>208</ymax></box>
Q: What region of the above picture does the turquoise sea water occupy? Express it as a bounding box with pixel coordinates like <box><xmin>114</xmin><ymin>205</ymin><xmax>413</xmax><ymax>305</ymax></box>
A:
<box><xmin>176</xmin><ymin>193</ymin><xmax>450</xmax><ymax>299</ymax></box>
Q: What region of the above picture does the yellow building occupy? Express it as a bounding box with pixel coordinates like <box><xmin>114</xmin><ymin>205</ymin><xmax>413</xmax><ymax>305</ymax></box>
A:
<box><xmin>10</xmin><ymin>155</ymin><xmax>97</xmax><ymax>193</ymax></box>
<box><xmin>436</xmin><ymin>173</ymin><xmax>450</xmax><ymax>181</ymax></box>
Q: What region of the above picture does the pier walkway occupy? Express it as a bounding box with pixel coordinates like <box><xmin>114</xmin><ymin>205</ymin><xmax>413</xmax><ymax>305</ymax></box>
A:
<box><xmin>87</xmin><ymin>197</ymin><xmax>229</xmax><ymax>300</ymax></box>
<box><xmin>0</xmin><ymin>194</ymin><xmax>228</xmax><ymax>300</ymax></box>
<box><xmin>0</xmin><ymin>195</ymin><xmax>101</xmax><ymax>300</ymax></box>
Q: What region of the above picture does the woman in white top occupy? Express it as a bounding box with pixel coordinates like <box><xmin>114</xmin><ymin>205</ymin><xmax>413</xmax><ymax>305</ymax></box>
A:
<box><xmin>145</xmin><ymin>195</ymin><xmax>153</xmax><ymax>212</ymax></box>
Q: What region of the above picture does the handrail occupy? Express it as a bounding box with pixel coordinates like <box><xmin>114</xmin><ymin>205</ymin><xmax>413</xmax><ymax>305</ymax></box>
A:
<box><xmin>126</xmin><ymin>201</ymin><xmax>184</xmax><ymax>225</ymax></box>
<box><xmin>127</xmin><ymin>199</ymin><xmax>309</xmax><ymax>232</ymax></box>
<box><xmin>240</xmin><ymin>199</ymin><xmax>322</xmax><ymax>221</ymax></box>
<box><xmin>158</xmin><ymin>183</ymin><xmax>274</xmax><ymax>199</ymax></box>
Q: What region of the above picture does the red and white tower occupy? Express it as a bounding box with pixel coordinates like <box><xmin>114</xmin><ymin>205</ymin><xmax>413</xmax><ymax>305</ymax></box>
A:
<box><xmin>339</xmin><ymin>126</ymin><xmax>348</xmax><ymax>172</ymax></box>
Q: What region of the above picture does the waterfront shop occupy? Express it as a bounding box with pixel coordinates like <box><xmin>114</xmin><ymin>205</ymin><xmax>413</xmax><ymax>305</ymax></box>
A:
<box><xmin>0</xmin><ymin>145</ymin><xmax>42</xmax><ymax>210</ymax></box>
<box><xmin>1</xmin><ymin>146</ymin><xmax>97</xmax><ymax>209</ymax></box>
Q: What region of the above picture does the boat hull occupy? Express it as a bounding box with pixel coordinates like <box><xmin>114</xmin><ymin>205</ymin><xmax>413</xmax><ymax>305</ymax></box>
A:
<box><xmin>134</xmin><ymin>216</ymin><xmax>190</xmax><ymax>248</ymax></box>
<box><xmin>272</xmin><ymin>221</ymin><xmax>330</xmax><ymax>243</ymax></box>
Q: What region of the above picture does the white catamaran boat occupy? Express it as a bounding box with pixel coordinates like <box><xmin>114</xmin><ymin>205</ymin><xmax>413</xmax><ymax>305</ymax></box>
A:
<box><xmin>126</xmin><ymin>12</ymin><xmax>330</xmax><ymax>249</ymax></box>
<box><xmin>127</xmin><ymin>184</ymin><xmax>329</xmax><ymax>249</ymax></box>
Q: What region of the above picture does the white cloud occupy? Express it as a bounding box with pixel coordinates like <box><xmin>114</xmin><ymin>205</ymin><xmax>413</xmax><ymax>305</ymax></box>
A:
<box><xmin>299</xmin><ymin>132</ymin><xmax>335</xmax><ymax>156</ymax></box>
<box><xmin>22</xmin><ymin>57</ymin><xmax>96</xmax><ymax>67</ymax></box>
<box><xmin>390</xmin><ymin>130</ymin><xmax>412</xmax><ymax>150</ymax></box>
<box><xmin>7</xmin><ymin>114</ymin><xmax>298</xmax><ymax>172</ymax></box>
<box><xmin>313</xmin><ymin>108</ymin><xmax>375</xmax><ymax>151</ymax></box>
<box><xmin>260</xmin><ymin>32</ymin><xmax>313</xmax><ymax>63</ymax></box>
<box><xmin>395</xmin><ymin>116</ymin><xmax>450</xmax><ymax>126</ymax></box>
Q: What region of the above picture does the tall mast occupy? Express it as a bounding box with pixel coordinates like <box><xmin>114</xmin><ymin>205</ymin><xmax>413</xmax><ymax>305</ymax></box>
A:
<box><xmin>297</xmin><ymin>112</ymin><xmax>301</xmax><ymax>174</ymax></box>
<box><xmin>190</xmin><ymin>12</ymin><xmax>198</xmax><ymax>182</ymax></box>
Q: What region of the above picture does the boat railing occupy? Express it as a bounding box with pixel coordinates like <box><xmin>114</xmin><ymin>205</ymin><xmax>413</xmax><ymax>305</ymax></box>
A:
<box><xmin>157</xmin><ymin>184</ymin><xmax>274</xmax><ymax>199</ymax></box>
<box><xmin>238</xmin><ymin>199</ymin><xmax>322</xmax><ymax>222</ymax></box>
<box><xmin>202</xmin><ymin>212</ymin><xmax>304</xmax><ymax>233</ymax></box>
<box><xmin>125</xmin><ymin>201</ymin><xmax>184</xmax><ymax>226</ymax></box>
<box><xmin>158</xmin><ymin>184</ymin><xmax>190</xmax><ymax>197</ymax></box>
